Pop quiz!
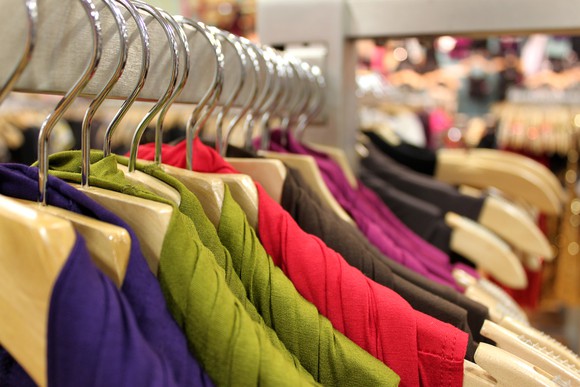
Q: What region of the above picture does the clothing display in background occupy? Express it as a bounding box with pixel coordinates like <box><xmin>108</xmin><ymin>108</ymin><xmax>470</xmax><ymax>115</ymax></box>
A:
<box><xmin>363</xmin><ymin>129</ymin><xmax>439</xmax><ymax>175</ymax></box>
<box><xmin>358</xmin><ymin>169</ymin><xmax>454</xmax><ymax>252</ymax></box>
<box><xmin>134</xmin><ymin>139</ymin><xmax>469</xmax><ymax>387</ymax></box>
<box><xmin>360</xmin><ymin>142</ymin><xmax>485</xmax><ymax>220</ymax></box>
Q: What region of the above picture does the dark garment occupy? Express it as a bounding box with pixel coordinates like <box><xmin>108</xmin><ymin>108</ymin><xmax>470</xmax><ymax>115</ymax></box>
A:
<box><xmin>361</xmin><ymin>143</ymin><xmax>485</xmax><ymax>221</ymax></box>
<box><xmin>363</xmin><ymin>130</ymin><xmax>438</xmax><ymax>175</ymax></box>
<box><xmin>0</xmin><ymin>164</ymin><xmax>213</xmax><ymax>387</ymax></box>
<box><xmin>282</xmin><ymin>167</ymin><xmax>487</xmax><ymax>360</ymax></box>
<box><xmin>359</xmin><ymin>167</ymin><xmax>453</xmax><ymax>253</ymax></box>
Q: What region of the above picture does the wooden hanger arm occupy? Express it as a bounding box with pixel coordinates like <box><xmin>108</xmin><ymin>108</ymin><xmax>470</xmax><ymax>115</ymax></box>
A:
<box><xmin>480</xmin><ymin>320</ymin><xmax>580</xmax><ymax>385</ymax></box>
<box><xmin>258</xmin><ymin>150</ymin><xmax>355</xmax><ymax>225</ymax></box>
<box><xmin>13</xmin><ymin>199</ymin><xmax>131</xmax><ymax>287</ymax></box>
<box><xmin>464</xmin><ymin>343</ymin><xmax>560</xmax><ymax>387</ymax></box>
<box><xmin>0</xmin><ymin>195</ymin><xmax>76</xmax><ymax>387</ymax></box>
<box><xmin>137</xmin><ymin>160</ymin><xmax>225</xmax><ymax>228</ymax></box>
<box><xmin>498</xmin><ymin>317</ymin><xmax>580</xmax><ymax>371</ymax></box>
<box><xmin>226</xmin><ymin>157</ymin><xmax>287</xmax><ymax>204</ymax></box>
<box><xmin>435</xmin><ymin>149</ymin><xmax>561</xmax><ymax>215</ymax></box>
<box><xmin>463</xmin><ymin>360</ymin><xmax>496</xmax><ymax>387</ymax></box>
<box><xmin>468</xmin><ymin>149</ymin><xmax>565</xmax><ymax>204</ymax></box>
<box><xmin>70</xmin><ymin>184</ymin><xmax>172</xmax><ymax>275</ymax></box>
<box><xmin>479</xmin><ymin>196</ymin><xmax>554</xmax><ymax>259</ymax></box>
<box><xmin>446</xmin><ymin>212</ymin><xmax>527</xmax><ymax>289</ymax></box>
<box><xmin>116</xmin><ymin>163</ymin><xmax>182</xmax><ymax>206</ymax></box>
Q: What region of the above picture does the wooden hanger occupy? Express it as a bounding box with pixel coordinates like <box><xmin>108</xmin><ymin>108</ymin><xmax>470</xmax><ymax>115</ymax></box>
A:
<box><xmin>445</xmin><ymin>212</ymin><xmax>527</xmax><ymax>289</ymax></box>
<box><xmin>456</xmin><ymin>269</ymin><xmax>580</xmax><ymax>371</ymax></box>
<box><xmin>453</xmin><ymin>269</ymin><xmax>530</xmax><ymax>324</ymax></box>
<box><xmin>0</xmin><ymin>195</ymin><xmax>76</xmax><ymax>387</ymax></box>
<box><xmin>140</xmin><ymin>160</ymin><xmax>225</xmax><ymax>227</ymax></box>
<box><xmin>227</xmin><ymin>157</ymin><xmax>286</xmax><ymax>204</ymax></box>
<box><xmin>178</xmin><ymin>27</ymin><xmax>262</xmax><ymax>228</ymax></box>
<box><xmin>465</xmin><ymin>285</ymin><xmax>528</xmax><ymax>324</ymax></box>
<box><xmin>118</xmin><ymin>2</ymin><xmax>183</xmax><ymax>207</ymax></box>
<box><xmin>435</xmin><ymin>149</ymin><xmax>562</xmax><ymax>215</ymax></box>
<box><xmin>117</xmin><ymin>163</ymin><xmax>182</xmax><ymax>205</ymax></box>
<box><xmin>59</xmin><ymin>0</ymin><xmax>173</xmax><ymax>276</ymax></box>
<box><xmin>458</xmin><ymin>186</ymin><xmax>554</xmax><ymax>260</ymax></box>
<box><xmin>224</xmin><ymin>42</ymin><xmax>288</xmax><ymax>206</ymax></box>
<box><xmin>478</xmin><ymin>195</ymin><xmax>554</xmax><ymax>259</ymax></box>
<box><xmin>133</xmin><ymin>17</ymin><xmax>236</xmax><ymax>228</ymax></box>
<box><xmin>69</xmin><ymin>184</ymin><xmax>172</xmax><ymax>274</ymax></box>
<box><xmin>498</xmin><ymin>317</ymin><xmax>580</xmax><ymax>372</ymax></box>
<box><xmin>464</xmin><ymin>344</ymin><xmax>560</xmax><ymax>387</ymax></box>
<box><xmin>259</xmin><ymin>150</ymin><xmax>355</xmax><ymax>225</ymax></box>
<box><xmin>480</xmin><ymin>320</ymin><xmax>580</xmax><ymax>385</ymax></box>
<box><xmin>12</xmin><ymin>199</ymin><xmax>130</xmax><ymax>287</ymax></box>
<box><xmin>466</xmin><ymin>149</ymin><xmax>565</xmax><ymax>204</ymax></box>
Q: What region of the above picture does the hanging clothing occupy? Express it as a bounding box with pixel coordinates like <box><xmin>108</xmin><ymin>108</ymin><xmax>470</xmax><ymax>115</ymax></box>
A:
<box><xmin>280</xmin><ymin>166</ymin><xmax>487</xmax><ymax>360</ymax></box>
<box><xmin>359</xmin><ymin>167</ymin><xmax>454</xmax><ymax>253</ymax></box>
<box><xmin>1</xmin><ymin>231</ymin><xmax>182</xmax><ymax>387</ymax></box>
<box><xmin>363</xmin><ymin>130</ymin><xmax>438</xmax><ymax>176</ymax></box>
<box><xmin>47</xmin><ymin>234</ymin><xmax>182</xmax><ymax>387</ymax></box>
<box><xmin>224</xmin><ymin>144</ymin><xmax>491</xmax><ymax>346</ymax></box>
<box><xmin>217</xmin><ymin>186</ymin><xmax>399</xmax><ymax>385</ymax></box>
<box><xmin>265</xmin><ymin>130</ymin><xmax>460</xmax><ymax>288</ymax></box>
<box><xmin>111</xmin><ymin>158</ymin><xmax>398</xmax><ymax>386</ymax></box>
<box><xmin>134</xmin><ymin>140</ymin><xmax>469</xmax><ymax>387</ymax></box>
<box><xmin>360</xmin><ymin>142</ymin><xmax>485</xmax><ymax>221</ymax></box>
<box><xmin>42</xmin><ymin>151</ymin><xmax>320</xmax><ymax>387</ymax></box>
<box><xmin>0</xmin><ymin>164</ymin><xmax>212</xmax><ymax>386</ymax></box>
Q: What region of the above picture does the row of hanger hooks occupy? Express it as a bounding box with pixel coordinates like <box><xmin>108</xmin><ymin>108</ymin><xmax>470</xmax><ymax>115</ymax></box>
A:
<box><xmin>0</xmin><ymin>0</ymin><xmax>326</xmax><ymax>205</ymax></box>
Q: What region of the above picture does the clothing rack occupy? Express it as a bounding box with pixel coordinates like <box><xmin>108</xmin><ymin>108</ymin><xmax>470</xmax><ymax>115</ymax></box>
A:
<box><xmin>257</xmin><ymin>0</ymin><xmax>580</xmax><ymax>165</ymax></box>
<box><xmin>0</xmin><ymin>0</ymin><xmax>255</xmax><ymax>107</ymax></box>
